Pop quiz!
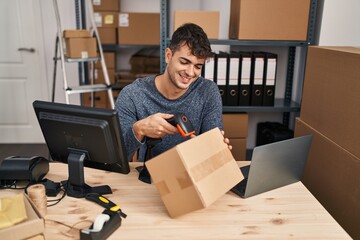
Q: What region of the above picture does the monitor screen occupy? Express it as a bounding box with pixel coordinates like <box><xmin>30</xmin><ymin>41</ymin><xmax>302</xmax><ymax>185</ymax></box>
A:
<box><xmin>33</xmin><ymin>100</ymin><xmax>130</xmax><ymax>198</ymax></box>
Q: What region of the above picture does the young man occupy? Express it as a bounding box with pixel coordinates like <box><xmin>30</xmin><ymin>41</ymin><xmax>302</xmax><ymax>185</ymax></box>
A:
<box><xmin>115</xmin><ymin>23</ymin><xmax>229</xmax><ymax>161</ymax></box>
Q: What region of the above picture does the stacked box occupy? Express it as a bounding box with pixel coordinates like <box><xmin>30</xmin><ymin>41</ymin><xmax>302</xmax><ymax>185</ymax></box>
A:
<box><xmin>63</xmin><ymin>30</ymin><xmax>97</xmax><ymax>58</ymax></box>
<box><xmin>117</xmin><ymin>13</ymin><xmax>160</xmax><ymax>45</ymax></box>
<box><xmin>92</xmin><ymin>0</ymin><xmax>120</xmax><ymax>12</ymax></box>
<box><xmin>93</xmin><ymin>0</ymin><xmax>120</xmax><ymax>44</ymax></box>
<box><xmin>129</xmin><ymin>48</ymin><xmax>160</xmax><ymax>75</ymax></box>
<box><xmin>174</xmin><ymin>11</ymin><xmax>220</xmax><ymax>39</ymax></box>
<box><xmin>223</xmin><ymin>113</ymin><xmax>248</xmax><ymax>161</ymax></box>
<box><xmin>91</xmin><ymin>1</ymin><xmax>121</xmax><ymax>108</ymax></box>
<box><xmin>83</xmin><ymin>52</ymin><xmax>116</xmax><ymax>109</ymax></box>
<box><xmin>229</xmin><ymin>0</ymin><xmax>310</xmax><ymax>41</ymax></box>
<box><xmin>294</xmin><ymin>46</ymin><xmax>360</xmax><ymax>239</ymax></box>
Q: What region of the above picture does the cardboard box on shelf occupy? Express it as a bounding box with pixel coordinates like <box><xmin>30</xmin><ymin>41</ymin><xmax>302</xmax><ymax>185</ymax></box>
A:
<box><xmin>94</xmin><ymin>12</ymin><xmax>119</xmax><ymax>28</ymax></box>
<box><xmin>0</xmin><ymin>193</ymin><xmax>45</xmax><ymax>240</ymax></box>
<box><xmin>63</xmin><ymin>29</ymin><xmax>91</xmax><ymax>38</ymax></box>
<box><xmin>95</xmin><ymin>52</ymin><xmax>116</xmax><ymax>69</ymax></box>
<box><xmin>82</xmin><ymin>91</ymin><xmax>109</xmax><ymax>109</ymax></box>
<box><xmin>229</xmin><ymin>0</ymin><xmax>310</xmax><ymax>41</ymax></box>
<box><xmin>300</xmin><ymin>46</ymin><xmax>360</xmax><ymax>158</ymax></box>
<box><xmin>117</xmin><ymin>12</ymin><xmax>160</xmax><ymax>45</ymax></box>
<box><xmin>63</xmin><ymin>29</ymin><xmax>97</xmax><ymax>59</ymax></box>
<box><xmin>146</xmin><ymin>127</ymin><xmax>242</xmax><ymax>218</ymax></box>
<box><xmin>230</xmin><ymin>138</ymin><xmax>247</xmax><ymax>161</ymax></box>
<box><xmin>222</xmin><ymin>113</ymin><xmax>248</xmax><ymax>138</ymax></box>
<box><xmin>174</xmin><ymin>11</ymin><xmax>220</xmax><ymax>39</ymax></box>
<box><xmin>93</xmin><ymin>68</ymin><xmax>116</xmax><ymax>84</ymax></box>
<box><xmin>64</xmin><ymin>37</ymin><xmax>97</xmax><ymax>59</ymax></box>
<box><xmin>92</xmin><ymin>0</ymin><xmax>120</xmax><ymax>12</ymax></box>
<box><xmin>98</xmin><ymin>27</ymin><xmax>117</xmax><ymax>44</ymax></box>
<box><xmin>294</xmin><ymin>118</ymin><xmax>360</xmax><ymax>239</ymax></box>
<box><xmin>130</xmin><ymin>48</ymin><xmax>160</xmax><ymax>74</ymax></box>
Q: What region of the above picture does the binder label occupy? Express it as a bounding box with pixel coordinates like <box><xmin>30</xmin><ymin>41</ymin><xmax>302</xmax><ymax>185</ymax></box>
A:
<box><xmin>241</xmin><ymin>57</ymin><xmax>251</xmax><ymax>85</ymax></box>
<box><xmin>229</xmin><ymin>58</ymin><xmax>239</xmax><ymax>86</ymax></box>
<box><xmin>204</xmin><ymin>57</ymin><xmax>215</xmax><ymax>81</ymax></box>
<box><xmin>217</xmin><ymin>58</ymin><xmax>227</xmax><ymax>86</ymax></box>
<box><xmin>266</xmin><ymin>58</ymin><xmax>277</xmax><ymax>86</ymax></box>
<box><xmin>254</xmin><ymin>58</ymin><xmax>264</xmax><ymax>85</ymax></box>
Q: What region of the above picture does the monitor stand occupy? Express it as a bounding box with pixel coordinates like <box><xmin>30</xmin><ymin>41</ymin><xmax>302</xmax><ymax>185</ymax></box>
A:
<box><xmin>62</xmin><ymin>151</ymin><xmax>112</xmax><ymax>198</ymax></box>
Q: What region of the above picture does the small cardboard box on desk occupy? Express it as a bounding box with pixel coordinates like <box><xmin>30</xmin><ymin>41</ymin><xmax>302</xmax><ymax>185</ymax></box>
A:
<box><xmin>0</xmin><ymin>193</ymin><xmax>45</xmax><ymax>240</ymax></box>
<box><xmin>146</xmin><ymin>127</ymin><xmax>242</xmax><ymax>218</ymax></box>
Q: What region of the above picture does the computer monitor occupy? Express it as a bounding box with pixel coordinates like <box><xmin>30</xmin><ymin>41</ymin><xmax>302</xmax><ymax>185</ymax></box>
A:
<box><xmin>33</xmin><ymin>100</ymin><xmax>130</xmax><ymax>198</ymax></box>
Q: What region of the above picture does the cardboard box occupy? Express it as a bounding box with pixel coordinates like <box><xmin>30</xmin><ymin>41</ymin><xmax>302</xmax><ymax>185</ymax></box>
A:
<box><xmin>63</xmin><ymin>29</ymin><xmax>91</xmax><ymax>38</ymax></box>
<box><xmin>98</xmin><ymin>27</ymin><xmax>117</xmax><ymax>44</ymax></box>
<box><xmin>94</xmin><ymin>68</ymin><xmax>116</xmax><ymax>84</ymax></box>
<box><xmin>82</xmin><ymin>91</ymin><xmax>109</xmax><ymax>109</ymax></box>
<box><xmin>301</xmin><ymin>46</ymin><xmax>360</xmax><ymax>158</ymax></box>
<box><xmin>92</xmin><ymin>0</ymin><xmax>120</xmax><ymax>12</ymax></box>
<box><xmin>174</xmin><ymin>11</ymin><xmax>220</xmax><ymax>39</ymax></box>
<box><xmin>0</xmin><ymin>193</ymin><xmax>45</xmax><ymax>240</ymax></box>
<box><xmin>64</xmin><ymin>37</ymin><xmax>97</xmax><ymax>58</ymax></box>
<box><xmin>229</xmin><ymin>0</ymin><xmax>310</xmax><ymax>41</ymax></box>
<box><xmin>223</xmin><ymin>113</ymin><xmax>248</xmax><ymax>138</ymax></box>
<box><xmin>230</xmin><ymin>138</ymin><xmax>247</xmax><ymax>161</ymax></box>
<box><xmin>94</xmin><ymin>12</ymin><xmax>119</xmax><ymax>28</ymax></box>
<box><xmin>95</xmin><ymin>52</ymin><xmax>116</xmax><ymax>69</ymax></box>
<box><xmin>117</xmin><ymin>13</ymin><xmax>160</xmax><ymax>45</ymax></box>
<box><xmin>146</xmin><ymin>128</ymin><xmax>242</xmax><ymax>218</ymax></box>
<box><xmin>294</xmin><ymin>118</ymin><xmax>360</xmax><ymax>239</ymax></box>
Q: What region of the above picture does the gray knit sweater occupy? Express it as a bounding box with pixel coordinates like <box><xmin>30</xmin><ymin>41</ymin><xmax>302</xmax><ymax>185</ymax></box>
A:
<box><xmin>115</xmin><ymin>75</ymin><xmax>223</xmax><ymax>161</ymax></box>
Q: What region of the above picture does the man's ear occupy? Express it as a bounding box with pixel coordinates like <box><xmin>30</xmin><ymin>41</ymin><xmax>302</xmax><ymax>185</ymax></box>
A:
<box><xmin>165</xmin><ymin>47</ymin><xmax>172</xmax><ymax>64</ymax></box>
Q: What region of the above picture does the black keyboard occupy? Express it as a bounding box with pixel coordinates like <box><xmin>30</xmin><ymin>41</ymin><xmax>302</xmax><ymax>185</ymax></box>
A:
<box><xmin>230</xmin><ymin>178</ymin><xmax>248</xmax><ymax>197</ymax></box>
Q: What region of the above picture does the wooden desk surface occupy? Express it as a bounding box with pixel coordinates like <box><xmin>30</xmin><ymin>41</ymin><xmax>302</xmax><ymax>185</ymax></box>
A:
<box><xmin>8</xmin><ymin>162</ymin><xmax>351</xmax><ymax>239</ymax></box>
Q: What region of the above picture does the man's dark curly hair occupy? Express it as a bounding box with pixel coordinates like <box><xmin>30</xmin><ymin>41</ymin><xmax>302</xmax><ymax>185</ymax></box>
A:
<box><xmin>169</xmin><ymin>23</ymin><xmax>211</xmax><ymax>59</ymax></box>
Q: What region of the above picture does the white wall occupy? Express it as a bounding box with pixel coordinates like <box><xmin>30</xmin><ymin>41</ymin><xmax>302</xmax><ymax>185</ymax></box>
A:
<box><xmin>319</xmin><ymin>1</ymin><xmax>360</xmax><ymax>46</ymax></box>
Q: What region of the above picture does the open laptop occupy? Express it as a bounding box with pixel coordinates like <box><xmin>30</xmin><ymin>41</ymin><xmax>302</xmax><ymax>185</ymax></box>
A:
<box><xmin>231</xmin><ymin>135</ymin><xmax>312</xmax><ymax>198</ymax></box>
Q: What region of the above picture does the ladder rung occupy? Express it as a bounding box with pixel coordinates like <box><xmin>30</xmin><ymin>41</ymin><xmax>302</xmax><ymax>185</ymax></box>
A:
<box><xmin>65</xmin><ymin>56</ymin><xmax>100</xmax><ymax>63</ymax></box>
<box><xmin>66</xmin><ymin>84</ymin><xmax>111</xmax><ymax>94</ymax></box>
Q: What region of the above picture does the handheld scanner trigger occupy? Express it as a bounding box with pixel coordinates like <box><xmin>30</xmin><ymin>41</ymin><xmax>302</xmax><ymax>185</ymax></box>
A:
<box><xmin>167</xmin><ymin>113</ymin><xmax>195</xmax><ymax>137</ymax></box>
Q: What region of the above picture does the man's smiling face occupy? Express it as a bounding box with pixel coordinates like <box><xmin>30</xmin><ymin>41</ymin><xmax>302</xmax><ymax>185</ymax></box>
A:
<box><xmin>165</xmin><ymin>42</ymin><xmax>205</xmax><ymax>91</ymax></box>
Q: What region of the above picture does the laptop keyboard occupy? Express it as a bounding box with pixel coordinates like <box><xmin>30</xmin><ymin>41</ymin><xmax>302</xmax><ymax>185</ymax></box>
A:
<box><xmin>230</xmin><ymin>178</ymin><xmax>248</xmax><ymax>197</ymax></box>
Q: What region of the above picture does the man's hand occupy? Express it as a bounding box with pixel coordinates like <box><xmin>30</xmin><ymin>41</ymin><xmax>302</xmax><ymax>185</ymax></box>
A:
<box><xmin>132</xmin><ymin>113</ymin><xmax>178</xmax><ymax>141</ymax></box>
<box><xmin>221</xmin><ymin>130</ymin><xmax>232</xmax><ymax>150</ymax></box>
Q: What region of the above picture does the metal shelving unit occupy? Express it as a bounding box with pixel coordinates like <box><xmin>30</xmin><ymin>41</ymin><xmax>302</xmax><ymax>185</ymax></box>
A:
<box><xmin>102</xmin><ymin>44</ymin><xmax>160</xmax><ymax>51</ymax></box>
<box><xmin>159</xmin><ymin>0</ymin><xmax>321</xmax><ymax>126</ymax></box>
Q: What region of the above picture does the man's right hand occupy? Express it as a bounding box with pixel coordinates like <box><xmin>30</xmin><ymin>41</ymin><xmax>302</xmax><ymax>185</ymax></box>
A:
<box><xmin>132</xmin><ymin>113</ymin><xmax>178</xmax><ymax>141</ymax></box>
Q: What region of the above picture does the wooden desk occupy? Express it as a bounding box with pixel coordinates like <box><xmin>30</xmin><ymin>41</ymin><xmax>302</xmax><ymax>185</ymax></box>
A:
<box><xmin>11</xmin><ymin>162</ymin><xmax>352</xmax><ymax>239</ymax></box>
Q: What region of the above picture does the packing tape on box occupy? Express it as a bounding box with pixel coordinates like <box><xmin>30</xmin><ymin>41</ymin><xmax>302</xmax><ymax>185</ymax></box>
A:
<box><xmin>27</xmin><ymin>184</ymin><xmax>47</xmax><ymax>217</ymax></box>
<box><xmin>154</xmin><ymin>148</ymin><xmax>233</xmax><ymax>196</ymax></box>
<box><xmin>189</xmin><ymin>148</ymin><xmax>233</xmax><ymax>182</ymax></box>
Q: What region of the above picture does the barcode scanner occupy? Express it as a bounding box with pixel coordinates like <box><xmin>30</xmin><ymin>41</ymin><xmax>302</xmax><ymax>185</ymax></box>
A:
<box><xmin>136</xmin><ymin>113</ymin><xmax>195</xmax><ymax>184</ymax></box>
<box><xmin>166</xmin><ymin>113</ymin><xmax>195</xmax><ymax>137</ymax></box>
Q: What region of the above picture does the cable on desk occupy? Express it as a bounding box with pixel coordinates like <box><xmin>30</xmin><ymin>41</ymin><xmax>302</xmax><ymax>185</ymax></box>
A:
<box><xmin>45</xmin><ymin>218</ymin><xmax>93</xmax><ymax>238</ymax></box>
<box><xmin>0</xmin><ymin>180</ymin><xmax>28</xmax><ymax>190</ymax></box>
<box><xmin>46</xmin><ymin>188</ymin><xmax>66</xmax><ymax>207</ymax></box>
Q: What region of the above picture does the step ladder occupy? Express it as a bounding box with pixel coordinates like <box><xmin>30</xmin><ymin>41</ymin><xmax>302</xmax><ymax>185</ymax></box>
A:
<box><xmin>52</xmin><ymin>0</ymin><xmax>114</xmax><ymax>109</ymax></box>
